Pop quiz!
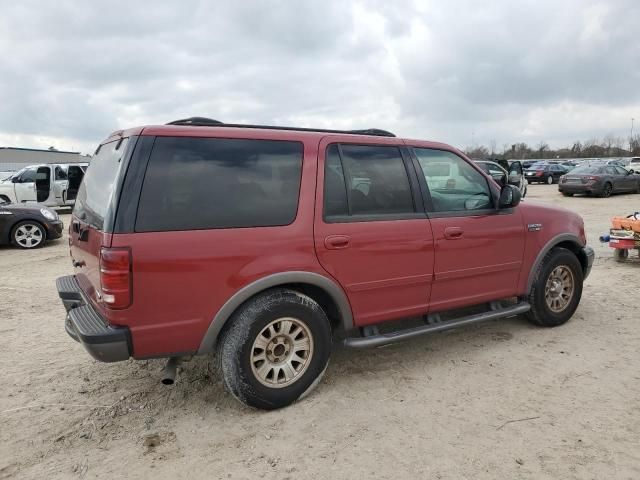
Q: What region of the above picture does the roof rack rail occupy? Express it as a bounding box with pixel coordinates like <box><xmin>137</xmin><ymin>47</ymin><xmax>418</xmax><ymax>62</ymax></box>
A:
<box><xmin>167</xmin><ymin>117</ymin><xmax>223</xmax><ymax>126</ymax></box>
<box><xmin>164</xmin><ymin>117</ymin><xmax>396</xmax><ymax>137</ymax></box>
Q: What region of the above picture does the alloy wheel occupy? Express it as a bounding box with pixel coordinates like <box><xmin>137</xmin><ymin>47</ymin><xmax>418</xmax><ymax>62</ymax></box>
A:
<box><xmin>544</xmin><ymin>265</ymin><xmax>575</xmax><ymax>313</ymax></box>
<box><xmin>14</xmin><ymin>224</ymin><xmax>43</xmax><ymax>248</ymax></box>
<box><xmin>250</xmin><ymin>317</ymin><xmax>314</xmax><ymax>388</ymax></box>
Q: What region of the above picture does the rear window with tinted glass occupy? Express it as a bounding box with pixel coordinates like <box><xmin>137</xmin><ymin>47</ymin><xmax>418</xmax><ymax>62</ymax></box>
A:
<box><xmin>74</xmin><ymin>138</ymin><xmax>129</xmax><ymax>230</ymax></box>
<box><xmin>135</xmin><ymin>137</ymin><xmax>303</xmax><ymax>232</ymax></box>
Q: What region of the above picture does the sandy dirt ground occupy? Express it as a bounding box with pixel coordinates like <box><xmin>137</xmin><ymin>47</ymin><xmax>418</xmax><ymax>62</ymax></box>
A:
<box><xmin>1</xmin><ymin>185</ymin><xmax>639</xmax><ymax>480</ymax></box>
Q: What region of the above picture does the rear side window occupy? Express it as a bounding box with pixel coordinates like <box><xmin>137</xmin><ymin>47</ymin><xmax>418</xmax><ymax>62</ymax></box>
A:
<box><xmin>323</xmin><ymin>144</ymin><xmax>415</xmax><ymax>220</ymax></box>
<box><xmin>55</xmin><ymin>166</ymin><xmax>67</xmax><ymax>180</ymax></box>
<box><xmin>135</xmin><ymin>137</ymin><xmax>303</xmax><ymax>232</ymax></box>
<box><xmin>74</xmin><ymin>138</ymin><xmax>129</xmax><ymax>230</ymax></box>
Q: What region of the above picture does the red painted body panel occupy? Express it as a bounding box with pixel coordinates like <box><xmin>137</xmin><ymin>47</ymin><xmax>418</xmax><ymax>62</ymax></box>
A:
<box><xmin>69</xmin><ymin>223</ymin><xmax>112</xmax><ymax>317</ymax></box>
<box><xmin>428</xmin><ymin>212</ymin><xmax>525</xmax><ymax>311</ymax></box>
<box><xmin>67</xmin><ymin>124</ymin><xmax>587</xmax><ymax>359</ymax></box>
<box><xmin>313</xmin><ymin>136</ymin><xmax>435</xmax><ymax>326</ymax></box>
<box><xmin>515</xmin><ymin>201</ymin><xmax>586</xmax><ymax>293</ymax></box>
<box><xmin>106</xmin><ymin>138</ymin><xmax>322</xmax><ymax>357</ymax></box>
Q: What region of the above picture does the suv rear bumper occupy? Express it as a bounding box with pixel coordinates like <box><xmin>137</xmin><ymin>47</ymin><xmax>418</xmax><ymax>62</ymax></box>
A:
<box><xmin>56</xmin><ymin>275</ymin><xmax>131</xmax><ymax>362</ymax></box>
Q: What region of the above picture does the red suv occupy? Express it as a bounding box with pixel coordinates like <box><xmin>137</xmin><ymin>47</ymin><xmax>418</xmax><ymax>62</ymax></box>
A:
<box><xmin>57</xmin><ymin>118</ymin><xmax>594</xmax><ymax>409</ymax></box>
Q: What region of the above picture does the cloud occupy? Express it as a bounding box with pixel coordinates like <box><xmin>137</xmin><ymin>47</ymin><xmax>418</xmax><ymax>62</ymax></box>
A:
<box><xmin>0</xmin><ymin>0</ymin><xmax>638</xmax><ymax>154</ymax></box>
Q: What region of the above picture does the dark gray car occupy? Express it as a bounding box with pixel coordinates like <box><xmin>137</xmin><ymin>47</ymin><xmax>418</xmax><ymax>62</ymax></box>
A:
<box><xmin>0</xmin><ymin>200</ymin><xmax>63</xmax><ymax>248</ymax></box>
<box><xmin>558</xmin><ymin>165</ymin><xmax>640</xmax><ymax>197</ymax></box>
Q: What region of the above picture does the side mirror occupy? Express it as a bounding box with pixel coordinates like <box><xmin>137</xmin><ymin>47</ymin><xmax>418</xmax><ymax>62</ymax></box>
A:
<box><xmin>499</xmin><ymin>184</ymin><xmax>521</xmax><ymax>209</ymax></box>
<box><xmin>12</xmin><ymin>176</ymin><xmax>20</xmax><ymax>183</ymax></box>
<box><xmin>628</xmin><ymin>169</ymin><xmax>634</xmax><ymax>174</ymax></box>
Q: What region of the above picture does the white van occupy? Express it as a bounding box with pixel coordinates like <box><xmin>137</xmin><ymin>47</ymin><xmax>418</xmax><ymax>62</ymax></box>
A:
<box><xmin>630</xmin><ymin>157</ymin><xmax>640</xmax><ymax>171</ymax></box>
<box><xmin>0</xmin><ymin>163</ymin><xmax>88</xmax><ymax>208</ymax></box>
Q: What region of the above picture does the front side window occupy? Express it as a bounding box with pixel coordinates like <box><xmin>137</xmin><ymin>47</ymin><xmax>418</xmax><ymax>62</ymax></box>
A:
<box><xmin>414</xmin><ymin>148</ymin><xmax>492</xmax><ymax>213</ymax></box>
<box><xmin>19</xmin><ymin>168</ymin><xmax>37</xmax><ymax>183</ymax></box>
<box><xmin>136</xmin><ymin>137</ymin><xmax>303</xmax><ymax>232</ymax></box>
<box><xmin>323</xmin><ymin>144</ymin><xmax>415</xmax><ymax>220</ymax></box>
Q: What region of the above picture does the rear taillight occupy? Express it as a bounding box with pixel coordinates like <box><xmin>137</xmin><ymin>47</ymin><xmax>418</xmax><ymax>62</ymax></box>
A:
<box><xmin>100</xmin><ymin>247</ymin><xmax>132</xmax><ymax>309</ymax></box>
<box><xmin>536</xmin><ymin>171</ymin><xmax>543</xmax><ymax>177</ymax></box>
<box><xmin>583</xmin><ymin>175</ymin><xmax>600</xmax><ymax>184</ymax></box>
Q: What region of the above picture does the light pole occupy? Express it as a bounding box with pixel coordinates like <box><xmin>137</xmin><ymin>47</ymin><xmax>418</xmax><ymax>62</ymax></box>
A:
<box><xmin>631</xmin><ymin>118</ymin><xmax>635</xmax><ymax>152</ymax></box>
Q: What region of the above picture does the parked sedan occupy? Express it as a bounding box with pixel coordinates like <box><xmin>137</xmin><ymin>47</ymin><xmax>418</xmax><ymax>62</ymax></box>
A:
<box><xmin>525</xmin><ymin>163</ymin><xmax>567</xmax><ymax>184</ymax></box>
<box><xmin>558</xmin><ymin>165</ymin><xmax>640</xmax><ymax>197</ymax></box>
<box><xmin>0</xmin><ymin>199</ymin><xmax>63</xmax><ymax>249</ymax></box>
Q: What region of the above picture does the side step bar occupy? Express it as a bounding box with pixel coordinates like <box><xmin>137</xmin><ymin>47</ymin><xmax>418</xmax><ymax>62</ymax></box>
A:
<box><xmin>343</xmin><ymin>302</ymin><xmax>531</xmax><ymax>349</ymax></box>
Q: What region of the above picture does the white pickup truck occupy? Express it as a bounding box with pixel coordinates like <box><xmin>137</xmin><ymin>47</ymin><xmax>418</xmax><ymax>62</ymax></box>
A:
<box><xmin>0</xmin><ymin>163</ymin><xmax>88</xmax><ymax>208</ymax></box>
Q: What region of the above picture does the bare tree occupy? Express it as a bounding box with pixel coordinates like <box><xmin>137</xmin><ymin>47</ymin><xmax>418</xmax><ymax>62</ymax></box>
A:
<box><xmin>602</xmin><ymin>133</ymin><xmax>616</xmax><ymax>156</ymax></box>
<box><xmin>489</xmin><ymin>139</ymin><xmax>497</xmax><ymax>157</ymax></box>
<box><xmin>536</xmin><ymin>141</ymin><xmax>549</xmax><ymax>159</ymax></box>
<box><xmin>465</xmin><ymin>145</ymin><xmax>490</xmax><ymax>158</ymax></box>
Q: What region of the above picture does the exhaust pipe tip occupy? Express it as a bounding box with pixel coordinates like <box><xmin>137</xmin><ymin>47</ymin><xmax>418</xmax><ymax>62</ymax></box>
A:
<box><xmin>161</xmin><ymin>357</ymin><xmax>180</xmax><ymax>385</ymax></box>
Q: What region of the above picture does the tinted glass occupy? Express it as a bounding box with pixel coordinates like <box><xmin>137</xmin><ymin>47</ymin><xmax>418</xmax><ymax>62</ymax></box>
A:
<box><xmin>509</xmin><ymin>162</ymin><xmax>523</xmax><ymax>175</ymax></box>
<box><xmin>323</xmin><ymin>144</ymin><xmax>348</xmax><ymax>217</ymax></box>
<box><xmin>55</xmin><ymin>166</ymin><xmax>67</xmax><ymax>180</ymax></box>
<box><xmin>414</xmin><ymin>148</ymin><xmax>492</xmax><ymax>212</ymax></box>
<box><xmin>614</xmin><ymin>166</ymin><xmax>628</xmax><ymax>175</ymax></box>
<box><xmin>20</xmin><ymin>168</ymin><xmax>37</xmax><ymax>182</ymax></box>
<box><xmin>74</xmin><ymin>138</ymin><xmax>129</xmax><ymax>230</ymax></box>
<box><xmin>571</xmin><ymin>166</ymin><xmax>603</xmax><ymax>175</ymax></box>
<box><xmin>325</xmin><ymin>144</ymin><xmax>414</xmax><ymax>217</ymax></box>
<box><xmin>605</xmin><ymin>166</ymin><xmax>617</xmax><ymax>175</ymax></box>
<box><xmin>136</xmin><ymin>137</ymin><xmax>303</xmax><ymax>231</ymax></box>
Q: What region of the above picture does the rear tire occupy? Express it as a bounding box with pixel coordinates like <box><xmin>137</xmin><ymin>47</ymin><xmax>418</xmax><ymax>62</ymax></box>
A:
<box><xmin>526</xmin><ymin>248</ymin><xmax>583</xmax><ymax>327</ymax></box>
<box><xmin>600</xmin><ymin>182</ymin><xmax>613</xmax><ymax>198</ymax></box>
<box><xmin>217</xmin><ymin>288</ymin><xmax>332</xmax><ymax>410</ymax></box>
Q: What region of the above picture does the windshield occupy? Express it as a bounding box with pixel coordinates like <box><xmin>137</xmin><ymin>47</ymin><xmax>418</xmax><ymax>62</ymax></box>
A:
<box><xmin>2</xmin><ymin>167</ymin><xmax>26</xmax><ymax>181</ymax></box>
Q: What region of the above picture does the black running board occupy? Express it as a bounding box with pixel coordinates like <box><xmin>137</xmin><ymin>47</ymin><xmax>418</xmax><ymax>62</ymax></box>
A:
<box><xmin>343</xmin><ymin>302</ymin><xmax>531</xmax><ymax>348</ymax></box>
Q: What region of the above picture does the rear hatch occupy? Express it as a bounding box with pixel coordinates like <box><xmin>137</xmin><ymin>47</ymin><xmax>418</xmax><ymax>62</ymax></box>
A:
<box><xmin>70</xmin><ymin>137</ymin><xmax>133</xmax><ymax>314</ymax></box>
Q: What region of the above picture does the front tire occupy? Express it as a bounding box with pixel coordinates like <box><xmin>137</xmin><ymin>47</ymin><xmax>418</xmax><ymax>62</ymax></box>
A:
<box><xmin>547</xmin><ymin>175</ymin><xmax>554</xmax><ymax>185</ymax></box>
<box><xmin>217</xmin><ymin>288</ymin><xmax>331</xmax><ymax>410</ymax></box>
<box><xmin>11</xmin><ymin>221</ymin><xmax>46</xmax><ymax>249</ymax></box>
<box><xmin>526</xmin><ymin>248</ymin><xmax>583</xmax><ymax>327</ymax></box>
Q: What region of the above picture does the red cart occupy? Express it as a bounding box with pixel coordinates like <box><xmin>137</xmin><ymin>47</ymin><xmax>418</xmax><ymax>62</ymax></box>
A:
<box><xmin>609</xmin><ymin>213</ymin><xmax>640</xmax><ymax>262</ymax></box>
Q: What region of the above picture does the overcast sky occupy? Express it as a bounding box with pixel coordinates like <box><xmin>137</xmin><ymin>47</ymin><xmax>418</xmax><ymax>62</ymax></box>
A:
<box><xmin>1</xmin><ymin>0</ymin><xmax>638</xmax><ymax>154</ymax></box>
